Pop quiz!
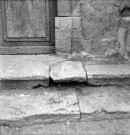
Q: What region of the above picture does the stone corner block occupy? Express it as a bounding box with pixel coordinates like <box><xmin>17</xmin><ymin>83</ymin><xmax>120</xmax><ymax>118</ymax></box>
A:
<box><xmin>55</xmin><ymin>17</ymin><xmax>82</xmax><ymax>55</ymax></box>
<box><xmin>55</xmin><ymin>17</ymin><xmax>73</xmax><ymax>29</ymax></box>
<box><xmin>55</xmin><ymin>17</ymin><xmax>81</xmax><ymax>29</ymax></box>
<box><xmin>50</xmin><ymin>60</ymin><xmax>87</xmax><ymax>82</ymax></box>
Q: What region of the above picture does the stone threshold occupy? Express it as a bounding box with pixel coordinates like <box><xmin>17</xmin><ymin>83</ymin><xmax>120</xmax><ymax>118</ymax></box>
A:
<box><xmin>0</xmin><ymin>54</ymin><xmax>130</xmax><ymax>90</ymax></box>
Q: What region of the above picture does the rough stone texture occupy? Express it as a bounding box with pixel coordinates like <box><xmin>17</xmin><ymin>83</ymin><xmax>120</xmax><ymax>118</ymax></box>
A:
<box><xmin>55</xmin><ymin>28</ymin><xmax>72</xmax><ymax>53</ymax></box>
<box><xmin>84</xmin><ymin>63</ymin><xmax>130</xmax><ymax>85</ymax></box>
<box><xmin>50</xmin><ymin>61</ymin><xmax>87</xmax><ymax>82</ymax></box>
<box><xmin>55</xmin><ymin>17</ymin><xmax>73</xmax><ymax>28</ymax></box>
<box><xmin>55</xmin><ymin>17</ymin><xmax>85</xmax><ymax>55</ymax></box>
<box><xmin>0</xmin><ymin>88</ymin><xmax>79</xmax><ymax>126</ymax></box>
<box><xmin>77</xmin><ymin>86</ymin><xmax>130</xmax><ymax>115</ymax></box>
<box><xmin>0</xmin><ymin>55</ymin><xmax>65</xmax><ymax>88</ymax></box>
<box><xmin>2</xmin><ymin>120</ymin><xmax>130</xmax><ymax>135</ymax></box>
<box><xmin>72</xmin><ymin>17</ymin><xmax>83</xmax><ymax>52</ymax></box>
<box><xmin>57</xmin><ymin>0</ymin><xmax>71</xmax><ymax>16</ymax></box>
<box><xmin>71</xmin><ymin>0</ymin><xmax>123</xmax><ymax>56</ymax></box>
<box><xmin>55</xmin><ymin>17</ymin><xmax>72</xmax><ymax>54</ymax></box>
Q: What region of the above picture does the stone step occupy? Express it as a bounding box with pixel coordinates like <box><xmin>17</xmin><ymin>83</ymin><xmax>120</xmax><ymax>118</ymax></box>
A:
<box><xmin>0</xmin><ymin>55</ymin><xmax>65</xmax><ymax>89</ymax></box>
<box><xmin>84</xmin><ymin>63</ymin><xmax>130</xmax><ymax>86</ymax></box>
<box><xmin>1</xmin><ymin>86</ymin><xmax>130</xmax><ymax>127</ymax></box>
<box><xmin>0</xmin><ymin>54</ymin><xmax>130</xmax><ymax>89</ymax></box>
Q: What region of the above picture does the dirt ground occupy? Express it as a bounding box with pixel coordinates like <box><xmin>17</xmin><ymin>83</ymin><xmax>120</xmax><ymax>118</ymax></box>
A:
<box><xmin>1</xmin><ymin>118</ymin><xmax>130</xmax><ymax>135</ymax></box>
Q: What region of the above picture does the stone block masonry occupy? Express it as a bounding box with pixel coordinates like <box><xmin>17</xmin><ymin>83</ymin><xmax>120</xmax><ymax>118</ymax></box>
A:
<box><xmin>55</xmin><ymin>17</ymin><xmax>85</xmax><ymax>55</ymax></box>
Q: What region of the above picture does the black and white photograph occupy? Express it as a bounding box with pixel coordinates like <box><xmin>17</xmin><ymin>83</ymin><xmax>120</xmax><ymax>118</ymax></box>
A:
<box><xmin>0</xmin><ymin>0</ymin><xmax>130</xmax><ymax>134</ymax></box>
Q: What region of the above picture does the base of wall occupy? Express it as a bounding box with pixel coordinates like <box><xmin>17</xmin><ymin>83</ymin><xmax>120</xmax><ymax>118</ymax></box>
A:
<box><xmin>0</xmin><ymin>46</ymin><xmax>55</xmax><ymax>55</ymax></box>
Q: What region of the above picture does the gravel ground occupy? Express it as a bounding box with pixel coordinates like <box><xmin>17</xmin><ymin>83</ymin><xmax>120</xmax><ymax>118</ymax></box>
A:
<box><xmin>1</xmin><ymin>119</ymin><xmax>130</xmax><ymax>135</ymax></box>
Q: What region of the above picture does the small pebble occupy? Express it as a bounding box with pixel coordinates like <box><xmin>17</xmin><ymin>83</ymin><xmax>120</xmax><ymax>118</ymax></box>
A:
<box><xmin>66</xmin><ymin>122</ymin><xmax>70</xmax><ymax>125</ymax></box>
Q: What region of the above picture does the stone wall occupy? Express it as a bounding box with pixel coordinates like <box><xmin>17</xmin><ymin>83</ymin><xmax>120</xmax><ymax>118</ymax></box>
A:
<box><xmin>71</xmin><ymin>0</ymin><xmax>123</xmax><ymax>56</ymax></box>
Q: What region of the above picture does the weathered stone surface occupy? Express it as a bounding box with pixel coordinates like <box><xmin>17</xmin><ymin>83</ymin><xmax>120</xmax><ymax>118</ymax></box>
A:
<box><xmin>50</xmin><ymin>61</ymin><xmax>87</xmax><ymax>82</ymax></box>
<box><xmin>72</xmin><ymin>17</ymin><xmax>87</xmax><ymax>53</ymax></box>
<box><xmin>84</xmin><ymin>64</ymin><xmax>130</xmax><ymax>85</ymax></box>
<box><xmin>0</xmin><ymin>55</ymin><xmax>65</xmax><ymax>88</ymax></box>
<box><xmin>71</xmin><ymin>0</ymin><xmax>121</xmax><ymax>56</ymax></box>
<box><xmin>55</xmin><ymin>17</ymin><xmax>72</xmax><ymax>29</ymax></box>
<box><xmin>55</xmin><ymin>28</ymin><xmax>72</xmax><ymax>53</ymax></box>
<box><xmin>55</xmin><ymin>17</ymin><xmax>85</xmax><ymax>55</ymax></box>
<box><xmin>55</xmin><ymin>17</ymin><xmax>72</xmax><ymax>55</ymax></box>
<box><xmin>0</xmin><ymin>88</ymin><xmax>79</xmax><ymax>125</ymax></box>
<box><xmin>77</xmin><ymin>86</ymin><xmax>130</xmax><ymax>115</ymax></box>
<box><xmin>72</xmin><ymin>17</ymin><xmax>81</xmax><ymax>28</ymax></box>
<box><xmin>57</xmin><ymin>0</ymin><xmax>71</xmax><ymax>17</ymax></box>
<box><xmin>72</xmin><ymin>28</ymin><xmax>83</xmax><ymax>52</ymax></box>
<box><xmin>2</xmin><ymin>119</ymin><xmax>130</xmax><ymax>135</ymax></box>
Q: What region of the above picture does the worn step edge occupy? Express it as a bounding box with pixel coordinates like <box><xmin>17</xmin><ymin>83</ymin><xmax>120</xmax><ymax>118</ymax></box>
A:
<box><xmin>87</xmin><ymin>77</ymin><xmax>130</xmax><ymax>86</ymax></box>
<box><xmin>81</xmin><ymin>112</ymin><xmax>130</xmax><ymax>121</ymax></box>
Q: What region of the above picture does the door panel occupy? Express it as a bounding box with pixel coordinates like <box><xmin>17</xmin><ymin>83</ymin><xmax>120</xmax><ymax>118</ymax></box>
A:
<box><xmin>6</xmin><ymin>0</ymin><xmax>35</xmax><ymax>38</ymax></box>
<box><xmin>0</xmin><ymin>0</ymin><xmax>57</xmax><ymax>54</ymax></box>
<box><xmin>2</xmin><ymin>0</ymin><xmax>49</xmax><ymax>41</ymax></box>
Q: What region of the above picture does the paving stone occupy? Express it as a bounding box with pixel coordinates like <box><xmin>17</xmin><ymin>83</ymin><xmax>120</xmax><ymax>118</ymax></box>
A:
<box><xmin>50</xmin><ymin>61</ymin><xmax>87</xmax><ymax>82</ymax></box>
<box><xmin>0</xmin><ymin>88</ymin><xmax>80</xmax><ymax>126</ymax></box>
<box><xmin>77</xmin><ymin>86</ymin><xmax>130</xmax><ymax>115</ymax></box>
<box><xmin>84</xmin><ymin>64</ymin><xmax>130</xmax><ymax>85</ymax></box>
<box><xmin>0</xmin><ymin>55</ymin><xmax>65</xmax><ymax>88</ymax></box>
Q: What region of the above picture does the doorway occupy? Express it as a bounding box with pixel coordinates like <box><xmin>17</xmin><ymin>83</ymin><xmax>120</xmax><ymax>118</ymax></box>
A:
<box><xmin>0</xmin><ymin>0</ymin><xmax>57</xmax><ymax>54</ymax></box>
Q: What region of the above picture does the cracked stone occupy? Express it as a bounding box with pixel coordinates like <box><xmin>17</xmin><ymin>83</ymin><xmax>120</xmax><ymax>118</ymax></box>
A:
<box><xmin>77</xmin><ymin>86</ymin><xmax>130</xmax><ymax>115</ymax></box>
<box><xmin>50</xmin><ymin>61</ymin><xmax>87</xmax><ymax>82</ymax></box>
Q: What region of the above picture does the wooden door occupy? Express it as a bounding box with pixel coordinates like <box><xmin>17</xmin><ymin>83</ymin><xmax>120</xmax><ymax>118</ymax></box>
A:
<box><xmin>0</xmin><ymin>0</ymin><xmax>57</xmax><ymax>54</ymax></box>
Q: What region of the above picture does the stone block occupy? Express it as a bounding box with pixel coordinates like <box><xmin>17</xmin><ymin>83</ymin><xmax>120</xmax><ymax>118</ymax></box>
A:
<box><xmin>0</xmin><ymin>88</ymin><xmax>80</xmax><ymax>126</ymax></box>
<box><xmin>77</xmin><ymin>86</ymin><xmax>130</xmax><ymax>115</ymax></box>
<box><xmin>72</xmin><ymin>28</ymin><xmax>83</xmax><ymax>52</ymax></box>
<box><xmin>0</xmin><ymin>55</ymin><xmax>65</xmax><ymax>88</ymax></box>
<box><xmin>56</xmin><ymin>28</ymin><xmax>72</xmax><ymax>53</ymax></box>
<box><xmin>84</xmin><ymin>64</ymin><xmax>130</xmax><ymax>86</ymax></box>
<box><xmin>50</xmin><ymin>61</ymin><xmax>87</xmax><ymax>82</ymax></box>
<box><xmin>55</xmin><ymin>17</ymin><xmax>73</xmax><ymax>29</ymax></box>
<box><xmin>55</xmin><ymin>17</ymin><xmax>83</xmax><ymax>55</ymax></box>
